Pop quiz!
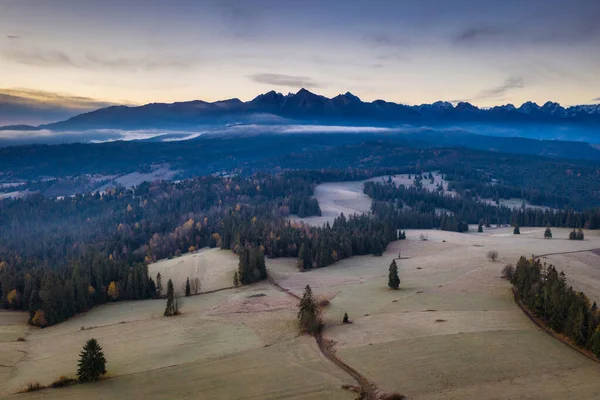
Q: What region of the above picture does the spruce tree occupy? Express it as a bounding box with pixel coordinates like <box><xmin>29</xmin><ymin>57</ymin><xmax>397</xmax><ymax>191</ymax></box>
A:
<box><xmin>233</xmin><ymin>271</ymin><xmax>239</xmax><ymax>287</ymax></box>
<box><xmin>156</xmin><ymin>273</ymin><xmax>162</xmax><ymax>298</ymax></box>
<box><xmin>164</xmin><ymin>279</ymin><xmax>175</xmax><ymax>316</ymax></box>
<box><xmin>544</xmin><ymin>226</ymin><xmax>552</xmax><ymax>239</ymax></box>
<box><xmin>343</xmin><ymin>312</ymin><xmax>349</xmax><ymax>324</ymax></box>
<box><xmin>388</xmin><ymin>259</ymin><xmax>400</xmax><ymax>289</ymax></box>
<box><xmin>77</xmin><ymin>338</ymin><xmax>107</xmax><ymax>382</ymax></box>
<box><xmin>298</xmin><ymin>285</ymin><xmax>318</xmax><ymax>333</ymax></box>
<box><xmin>185</xmin><ymin>277</ymin><xmax>191</xmax><ymax>297</ymax></box>
<box><xmin>478</xmin><ymin>223</ymin><xmax>483</xmax><ymax>233</ymax></box>
<box><xmin>513</xmin><ymin>225</ymin><xmax>520</xmax><ymax>234</ymax></box>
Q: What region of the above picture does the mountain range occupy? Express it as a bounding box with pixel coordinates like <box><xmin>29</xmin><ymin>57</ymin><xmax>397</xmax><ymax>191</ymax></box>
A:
<box><xmin>3</xmin><ymin>89</ymin><xmax>600</xmax><ymax>132</ymax></box>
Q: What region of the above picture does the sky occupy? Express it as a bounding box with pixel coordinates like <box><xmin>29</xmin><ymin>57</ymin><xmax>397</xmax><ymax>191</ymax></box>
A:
<box><xmin>1</xmin><ymin>0</ymin><xmax>600</xmax><ymax>125</ymax></box>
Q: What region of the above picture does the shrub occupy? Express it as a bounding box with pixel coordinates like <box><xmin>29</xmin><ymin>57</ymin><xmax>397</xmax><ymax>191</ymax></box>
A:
<box><xmin>487</xmin><ymin>250</ymin><xmax>499</xmax><ymax>262</ymax></box>
<box><xmin>502</xmin><ymin>264</ymin><xmax>514</xmax><ymax>280</ymax></box>
<box><xmin>50</xmin><ymin>376</ymin><xmax>77</xmax><ymax>388</ymax></box>
<box><xmin>318</xmin><ymin>298</ymin><xmax>330</xmax><ymax>307</ymax></box>
<box><xmin>343</xmin><ymin>312</ymin><xmax>349</xmax><ymax>323</ymax></box>
<box><xmin>381</xmin><ymin>394</ymin><xmax>407</xmax><ymax>400</ymax></box>
<box><xmin>17</xmin><ymin>336</ymin><xmax>25</xmax><ymax>342</ymax></box>
<box><xmin>513</xmin><ymin>226</ymin><xmax>520</xmax><ymax>234</ymax></box>
<box><xmin>22</xmin><ymin>382</ymin><xmax>42</xmax><ymax>392</ymax></box>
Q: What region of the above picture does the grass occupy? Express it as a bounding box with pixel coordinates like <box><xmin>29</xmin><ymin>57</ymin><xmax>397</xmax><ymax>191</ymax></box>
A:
<box><xmin>20</xmin><ymin>382</ymin><xmax>42</xmax><ymax>393</ymax></box>
<box><xmin>50</xmin><ymin>376</ymin><xmax>77</xmax><ymax>388</ymax></box>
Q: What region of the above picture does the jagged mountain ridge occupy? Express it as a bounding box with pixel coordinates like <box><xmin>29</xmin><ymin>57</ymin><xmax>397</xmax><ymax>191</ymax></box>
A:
<box><xmin>13</xmin><ymin>88</ymin><xmax>600</xmax><ymax>131</ymax></box>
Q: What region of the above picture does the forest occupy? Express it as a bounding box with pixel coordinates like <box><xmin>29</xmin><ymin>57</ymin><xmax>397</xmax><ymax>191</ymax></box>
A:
<box><xmin>1</xmin><ymin>156</ymin><xmax>600</xmax><ymax>326</ymax></box>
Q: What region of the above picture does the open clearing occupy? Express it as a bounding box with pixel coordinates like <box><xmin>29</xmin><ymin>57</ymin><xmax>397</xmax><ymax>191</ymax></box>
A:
<box><xmin>291</xmin><ymin>173</ymin><xmax>452</xmax><ymax>227</ymax></box>
<box><xmin>2</xmin><ymin>228</ymin><xmax>600</xmax><ymax>399</ymax></box>
<box><xmin>293</xmin><ymin>174</ymin><xmax>548</xmax><ymax>227</ymax></box>
<box><xmin>148</xmin><ymin>247</ymin><xmax>239</xmax><ymax>294</ymax></box>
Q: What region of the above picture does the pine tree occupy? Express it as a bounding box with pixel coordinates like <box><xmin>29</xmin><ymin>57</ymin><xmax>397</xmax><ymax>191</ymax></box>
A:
<box><xmin>77</xmin><ymin>338</ymin><xmax>107</xmax><ymax>382</ymax></box>
<box><xmin>544</xmin><ymin>226</ymin><xmax>552</xmax><ymax>239</ymax></box>
<box><xmin>156</xmin><ymin>273</ymin><xmax>162</xmax><ymax>298</ymax></box>
<box><xmin>164</xmin><ymin>279</ymin><xmax>175</xmax><ymax>316</ymax></box>
<box><xmin>233</xmin><ymin>271</ymin><xmax>239</xmax><ymax>287</ymax></box>
<box><xmin>388</xmin><ymin>259</ymin><xmax>400</xmax><ymax>289</ymax></box>
<box><xmin>478</xmin><ymin>223</ymin><xmax>483</xmax><ymax>233</ymax></box>
<box><xmin>343</xmin><ymin>312</ymin><xmax>349</xmax><ymax>323</ymax></box>
<box><xmin>513</xmin><ymin>225</ymin><xmax>520</xmax><ymax>235</ymax></box>
<box><xmin>298</xmin><ymin>285</ymin><xmax>319</xmax><ymax>333</ymax></box>
<box><xmin>185</xmin><ymin>277</ymin><xmax>191</xmax><ymax>297</ymax></box>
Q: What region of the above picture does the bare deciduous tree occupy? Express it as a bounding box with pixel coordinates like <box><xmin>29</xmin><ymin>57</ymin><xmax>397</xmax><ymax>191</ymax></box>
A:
<box><xmin>174</xmin><ymin>295</ymin><xmax>183</xmax><ymax>315</ymax></box>
<box><xmin>191</xmin><ymin>277</ymin><xmax>200</xmax><ymax>295</ymax></box>
<box><xmin>487</xmin><ymin>250</ymin><xmax>499</xmax><ymax>262</ymax></box>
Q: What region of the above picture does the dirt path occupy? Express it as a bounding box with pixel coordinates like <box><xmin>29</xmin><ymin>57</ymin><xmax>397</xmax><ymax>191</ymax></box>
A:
<box><xmin>534</xmin><ymin>248</ymin><xmax>600</xmax><ymax>258</ymax></box>
<box><xmin>266</xmin><ymin>275</ymin><xmax>381</xmax><ymax>400</ymax></box>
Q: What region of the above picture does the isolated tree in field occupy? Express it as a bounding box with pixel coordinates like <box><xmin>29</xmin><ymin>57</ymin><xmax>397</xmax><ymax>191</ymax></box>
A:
<box><xmin>77</xmin><ymin>338</ymin><xmax>106</xmax><ymax>382</ymax></box>
<box><xmin>577</xmin><ymin>228</ymin><xmax>584</xmax><ymax>240</ymax></box>
<box><xmin>487</xmin><ymin>250</ymin><xmax>498</xmax><ymax>262</ymax></box>
<box><xmin>298</xmin><ymin>284</ymin><xmax>319</xmax><ymax>333</ymax></box>
<box><xmin>343</xmin><ymin>312</ymin><xmax>349</xmax><ymax>324</ymax></box>
<box><xmin>164</xmin><ymin>279</ymin><xmax>175</xmax><ymax>316</ymax></box>
<box><xmin>544</xmin><ymin>226</ymin><xmax>552</xmax><ymax>239</ymax></box>
<box><xmin>513</xmin><ymin>225</ymin><xmax>520</xmax><ymax>235</ymax></box>
<box><xmin>156</xmin><ymin>273</ymin><xmax>162</xmax><ymax>297</ymax></box>
<box><xmin>478</xmin><ymin>220</ymin><xmax>483</xmax><ymax>233</ymax></box>
<box><xmin>388</xmin><ymin>259</ymin><xmax>400</xmax><ymax>289</ymax></box>
<box><xmin>185</xmin><ymin>277</ymin><xmax>191</xmax><ymax>297</ymax></box>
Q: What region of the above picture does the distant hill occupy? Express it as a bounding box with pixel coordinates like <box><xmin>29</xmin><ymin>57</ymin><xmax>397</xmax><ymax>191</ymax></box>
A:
<box><xmin>0</xmin><ymin>124</ymin><xmax>39</xmax><ymax>131</ymax></box>
<box><xmin>18</xmin><ymin>89</ymin><xmax>600</xmax><ymax>131</ymax></box>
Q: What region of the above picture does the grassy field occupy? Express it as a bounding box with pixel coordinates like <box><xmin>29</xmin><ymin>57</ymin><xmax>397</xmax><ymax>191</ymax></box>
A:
<box><xmin>148</xmin><ymin>247</ymin><xmax>239</xmax><ymax>294</ymax></box>
<box><xmin>2</xmin><ymin>224</ymin><xmax>600</xmax><ymax>399</ymax></box>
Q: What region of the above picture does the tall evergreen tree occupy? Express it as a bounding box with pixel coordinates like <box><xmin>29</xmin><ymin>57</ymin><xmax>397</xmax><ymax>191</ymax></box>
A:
<box><xmin>164</xmin><ymin>279</ymin><xmax>175</xmax><ymax>316</ymax></box>
<box><xmin>77</xmin><ymin>338</ymin><xmax>107</xmax><ymax>382</ymax></box>
<box><xmin>156</xmin><ymin>273</ymin><xmax>162</xmax><ymax>298</ymax></box>
<box><xmin>185</xmin><ymin>277</ymin><xmax>191</xmax><ymax>297</ymax></box>
<box><xmin>298</xmin><ymin>284</ymin><xmax>319</xmax><ymax>333</ymax></box>
<box><xmin>388</xmin><ymin>259</ymin><xmax>400</xmax><ymax>289</ymax></box>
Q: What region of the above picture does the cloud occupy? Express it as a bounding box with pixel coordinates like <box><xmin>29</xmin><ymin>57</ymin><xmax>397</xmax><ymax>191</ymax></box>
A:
<box><xmin>455</xmin><ymin>26</ymin><xmax>507</xmax><ymax>43</ymax></box>
<box><xmin>0</xmin><ymin>88</ymin><xmax>124</xmax><ymax>126</ymax></box>
<box><xmin>366</xmin><ymin>33</ymin><xmax>393</xmax><ymax>46</ymax></box>
<box><xmin>249</xmin><ymin>73</ymin><xmax>319</xmax><ymax>88</ymax></box>
<box><xmin>474</xmin><ymin>77</ymin><xmax>524</xmax><ymax>100</ymax></box>
<box><xmin>7</xmin><ymin>35</ymin><xmax>20</xmax><ymax>39</ymax></box>
<box><xmin>593</xmin><ymin>97</ymin><xmax>600</xmax><ymax>102</ymax></box>
<box><xmin>3</xmin><ymin>49</ymin><xmax>76</xmax><ymax>67</ymax></box>
<box><xmin>3</xmin><ymin>48</ymin><xmax>199</xmax><ymax>71</ymax></box>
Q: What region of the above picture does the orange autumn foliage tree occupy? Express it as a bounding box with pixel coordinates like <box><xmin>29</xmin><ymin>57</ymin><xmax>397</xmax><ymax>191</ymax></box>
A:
<box><xmin>107</xmin><ymin>282</ymin><xmax>119</xmax><ymax>300</ymax></box>
<box><xmin>31</xmin><ymin>310</ymin><xmax>47</xmax><ymax>327</ymax></box>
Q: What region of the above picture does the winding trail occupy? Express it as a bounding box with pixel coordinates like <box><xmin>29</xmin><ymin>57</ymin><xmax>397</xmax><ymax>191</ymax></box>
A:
<box><xmin>534</xmin><ymin>248</ymin><xmax>600</xmax><ymax>258</ymax></box>
<box><xmin>266</xmin><ymin>275</ymin><xmax>380</xmax><ymax>400</ymax></box>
